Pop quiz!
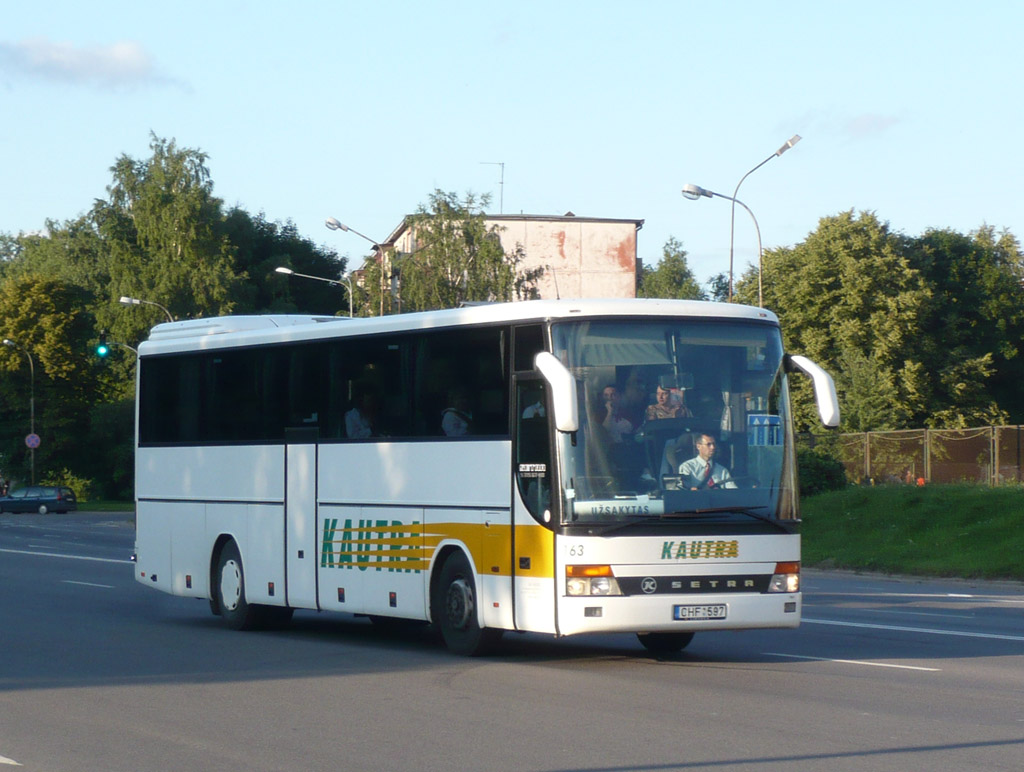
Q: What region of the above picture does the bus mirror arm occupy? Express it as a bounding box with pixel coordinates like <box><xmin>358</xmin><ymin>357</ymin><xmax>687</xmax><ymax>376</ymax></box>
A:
<box><xmin>535</xmin><ymin>352</ymin><xmax>579</xmax><ymax>433</ymax></box>
<box><xmin>785</xmin><ymin>354</ymin><xmax>841</xmax><ymax>428</ymax></box>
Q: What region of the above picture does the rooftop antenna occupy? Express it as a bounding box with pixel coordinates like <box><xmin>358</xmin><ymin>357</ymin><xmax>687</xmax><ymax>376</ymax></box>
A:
<box><xmin>480</xmin><ymin>161</ymin><xmax>505</xmax><ymax>213</ymax></box>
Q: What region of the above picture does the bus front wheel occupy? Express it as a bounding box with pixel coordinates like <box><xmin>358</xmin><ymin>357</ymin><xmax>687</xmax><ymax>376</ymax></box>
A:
<box><xmin>433</xmin><ymin>552</ymin><xmax>501</xmax><ymax>656</ymax></box>
<box><xmin>636</xmin><ymin>631</ymin><xmax>695</xmax><ymax>655</ymax></box>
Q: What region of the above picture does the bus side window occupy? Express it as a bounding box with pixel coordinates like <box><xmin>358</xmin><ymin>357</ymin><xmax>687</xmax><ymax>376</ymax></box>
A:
<box><xmin>514</xmin><ymin>324</ymin><xmax>545</xmax><ymax>372</ymax></box>
<box><xmin>515</xmin><ymin>380</ymin><xmax>551</xmax><ymax>521</ymax></box>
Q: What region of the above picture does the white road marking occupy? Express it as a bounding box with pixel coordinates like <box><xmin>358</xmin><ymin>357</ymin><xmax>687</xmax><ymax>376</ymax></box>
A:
<box><xmin>869</xmin><ymin>608</ymin><xmax>976</xmax><ymax>620</ymax></box>
<box><xmin>0</xmin><ymin>547</ymin><xmax>131</xmax><ymax>565</ymax></box>
<box><xmin>764</xmin><ymin>652</ymin><xmax>941</xmax><ymax>671</ymax></box>
<box><xmin>61</xmin><ymin>580</ymin><xmax>115</xmax><ymax>589</ymax></box>
<box><xmin>803</xmin><ymin>617</ymin><xmax>1024</xmax><ymax>642</ymax></box>
<box><xmin>0</xmin><ymin>753</ymin><xmax>22</xmax><ymax>766</ymax></box>
<box><xmin>809</xmin><ymin>591</ymin><xmax>1024</xmax><ymax>604</ymax></box>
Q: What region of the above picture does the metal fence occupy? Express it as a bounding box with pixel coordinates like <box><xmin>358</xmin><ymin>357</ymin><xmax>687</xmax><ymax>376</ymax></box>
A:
<box><xmin>832</xmin><ymin>426</ymin><xmax>1024</xmax><ymax>486</ymax></box>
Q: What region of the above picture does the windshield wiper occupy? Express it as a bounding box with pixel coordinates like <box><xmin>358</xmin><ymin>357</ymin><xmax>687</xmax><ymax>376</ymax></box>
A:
<box><xmin>668</xmin><ymin>506</ymin><xmax>784</xmax><ymax>527</ymax></box>
<box><xmin>586</xmin><ymin>512</ymin><xmax>705</xmax><ymax>536</ymax></box>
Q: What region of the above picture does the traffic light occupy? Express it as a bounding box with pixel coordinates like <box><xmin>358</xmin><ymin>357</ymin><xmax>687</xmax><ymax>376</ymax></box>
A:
<box><xmin>96</xmin><ymin>331</ymin><xmax>109</xmax><ymax>358</ymax></box>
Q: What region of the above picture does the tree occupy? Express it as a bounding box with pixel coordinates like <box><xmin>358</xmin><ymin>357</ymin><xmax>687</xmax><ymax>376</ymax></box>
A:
<box><xmin>374</xmin><ymin>190</ymin><xmax>541</xmax><ymax>314</ymax></box>
<box><xmin>222</xmin><ymin>209</ymin><xmax>347</xmax><ymax>316</ymax></box>
<box><xmin>92</xmin><ymin>133</ymin><xmax>243</xmax><ymax>333</ymax></box>
<box><xmin>707</xmin><ymin>272</ymin><xmax>730</xmax><ymax>302</ymax></box>
<box><xmin>760</xmin><ymin>211</ymin><xmax>931</xmax><ymax>431</ymax></box>
<box><xmin>0</xmin><ymin>274</ymin><xmax>101</xmax><ymax>484</ymax></box>
<box><xmin>638</xmin><ymin>237</ymin><xmax>706</xmax><ymax>300</ymax></box>
<box><xmin>912</xmin><ymin>225</ymin><xmax>1024</xmax><ymax>426</ymax></box>
<box><xmin>761</xmin><ymin>210</ymin><xmax>1023</xmax><ymax>432</ymax></box>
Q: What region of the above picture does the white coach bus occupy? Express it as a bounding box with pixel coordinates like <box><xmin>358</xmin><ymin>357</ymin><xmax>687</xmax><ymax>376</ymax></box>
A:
<box><xmin>133</xmin><ymin>298</ymin><xmax>838</xmax><ymax>655</ymax></box>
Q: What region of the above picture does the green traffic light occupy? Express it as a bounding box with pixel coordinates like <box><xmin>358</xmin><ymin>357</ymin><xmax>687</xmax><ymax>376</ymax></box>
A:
<box><xmin>97</xmin><ymin>331</ymin><xmax>109</xmax><ymax>358</ymax></box>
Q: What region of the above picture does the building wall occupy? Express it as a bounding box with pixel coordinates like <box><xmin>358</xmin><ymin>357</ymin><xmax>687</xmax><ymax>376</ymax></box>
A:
<box><xmin>490</xmin><ymin>216</ymin><xmax>641</xmax><ymax>300</ymax></box>
<box><xmin>386</xmin><ymin>214</ymin><xmax>643</xmax><ymax>301</ymax></box>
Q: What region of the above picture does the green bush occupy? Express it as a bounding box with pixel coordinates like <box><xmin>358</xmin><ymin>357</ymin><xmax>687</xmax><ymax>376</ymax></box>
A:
<box><xmin>797</xmin><ymin>448</ymin><xmax>847</xmax><ymax>497</ymax></box>
<box><xmin>41</xmin><ymin>468</ymin><xmax>95</xmax><ymax>503</ymax></box>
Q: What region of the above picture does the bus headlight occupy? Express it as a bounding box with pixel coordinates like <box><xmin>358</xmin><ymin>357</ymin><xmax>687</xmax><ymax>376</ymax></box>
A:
<box><xmin>566</xmin><ymin>565</ymin><xmax>623</xmax><ymax>596</ymax></box>
<box><xmin>767</xmin><ymin>561</ymin><xmax>800</xmax><ymax>593</ymax></box>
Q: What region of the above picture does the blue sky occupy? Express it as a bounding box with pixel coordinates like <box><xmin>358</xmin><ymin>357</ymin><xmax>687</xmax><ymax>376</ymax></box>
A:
<box><xmin>2</xmin><ymin>1</ymin><xmax>1021</xmax><ymax>286</ymax></box>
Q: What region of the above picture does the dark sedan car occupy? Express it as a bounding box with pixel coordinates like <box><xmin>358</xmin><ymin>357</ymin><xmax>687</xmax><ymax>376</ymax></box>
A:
<box><xmin>0</xmin><ymin>485</ymin><xmax>78</xmax><ymax>514</ymax></box>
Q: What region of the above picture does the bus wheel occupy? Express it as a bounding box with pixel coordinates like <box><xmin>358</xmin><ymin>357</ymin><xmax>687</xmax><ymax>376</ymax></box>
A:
<box><xmin>433</xmin><ymin>552</ymin><xmax>501</xmax><ymax>656</ymax></box>
<box><xmin>214</xmin><ymin>541</ymin><xmax>293</xmax><ymax>630</ymax></box>
<box><xmin>216</xmin><ymin>541</ymin><xmax>260</xmax><ymax>630</ymax></box>
<box><xmin>637</xmin><ymin>631</ymin><xmax>695</xmax><ymax>655</ymax></box>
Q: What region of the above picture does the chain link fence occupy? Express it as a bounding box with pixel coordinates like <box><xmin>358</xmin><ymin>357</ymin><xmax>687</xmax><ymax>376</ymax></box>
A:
<box><xmin>831</xmin><ymin>426</ymin><xmax>1024</xmax><ymax>486</ymax></box>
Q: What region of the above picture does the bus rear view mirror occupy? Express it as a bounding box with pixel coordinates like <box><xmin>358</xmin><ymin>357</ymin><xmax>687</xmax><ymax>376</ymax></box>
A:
<box><xmin>785</xmin><ymin>354</ymin><xmax>840</xmax><ymax>428</ymax></box>
<box><xmin>535</xmin><ymin>352</ymin><xmax>579</xmax><ymax>433</ymax></box>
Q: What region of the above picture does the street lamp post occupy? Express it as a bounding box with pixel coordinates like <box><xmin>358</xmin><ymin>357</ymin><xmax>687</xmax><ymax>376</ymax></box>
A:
<box><xmin>724</xmin><ymin>135</ymin><xmax>801</xmax><ymax>302</ymax></box>
<box><xmin>275</xmin><ymin>267</ymin><xmax>353</xmax><ymax>317</ymax></box>
<box><xmin>682</xmin><ymin>185</ymin><xmax>764</xmax><ymax>307</ymax></box>
<box><xmin>325</xmin><ymin>217</ymin><xmax>386</xmax><ymax>316</ymax></box>
<box><xmin>119</xmin><ymin>296</ymin><xmax>174</xmax><ymax>324</ymax></box>
<box><xmin>3</xmin><ymin>338</ymin><xmax>35</xmax><ymax>484</ymax></box>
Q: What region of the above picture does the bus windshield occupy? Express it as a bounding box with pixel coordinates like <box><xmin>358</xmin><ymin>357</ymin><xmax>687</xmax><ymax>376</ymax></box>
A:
<box><xmin>551</xmin><ymin>318</ymin><xmax>797</xmax><ymax>525</ymax></box>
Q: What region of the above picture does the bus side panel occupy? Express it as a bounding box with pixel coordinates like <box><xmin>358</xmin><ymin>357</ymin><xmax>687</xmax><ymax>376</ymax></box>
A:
<box><xmin>136</xmin><ymin>446</ymin><xmax>287</xmax><ymax>604</ymax></box>
<box><xmin>480</xmin><ymin>516</ymin><xmax>514</xmax><ymax>630</ymax></box>
<box><xmin>134</xmin><ymin>500</ymin><xmax>174</xmax><ymax>594</ymax></box>
<box><xmin>137</xmin><ymin>445</ymin><xmax>285</xmax><ymax>502</ymax></box>
<box><xmin>350</xmin><ymin>505</ymin><xmax>425</xmax><ymax>619</ymax></box>
<box><xmin>317</xmin><ymin>504</ymin><xmax>364</xmax><ymax>612</ymax></box>
<box><xmin>317</xmin><ymin>441</ymin><xmax>512</xmax><ymax>625</ymax></box>
<box><xmin>228</xmin><ymin>503</ymin><xmax>286</xmax><ymax>607</ymax></box>
<box><xmin>512</xmin><ymin>517</ymin><xmax>557</xmax><ymax>634</ymax></box>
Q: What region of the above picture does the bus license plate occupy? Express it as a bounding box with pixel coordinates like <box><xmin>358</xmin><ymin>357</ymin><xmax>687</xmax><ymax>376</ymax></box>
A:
<box><xmin>673</xmin><ymin>604</ymin><xmax>727</xmax><ymax>621</ymax></box>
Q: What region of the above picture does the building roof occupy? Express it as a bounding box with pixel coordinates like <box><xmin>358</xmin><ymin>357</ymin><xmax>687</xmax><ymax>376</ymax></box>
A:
<box><xmin>383</xmin><ymin>212</ymin><xmax>644</xmax><ymax>246</ymax></box>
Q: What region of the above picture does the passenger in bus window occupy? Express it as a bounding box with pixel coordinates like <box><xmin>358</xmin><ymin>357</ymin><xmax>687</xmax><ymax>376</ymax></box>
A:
<box><xmin>599</xmin><ymin>385</ymin><xmax>633</xmax><ymax>443</ymax></box>
<box><xmin>619</xmin><ymin>370</ymin><xmax>648</xmax><ymax>426</ymax></box>
<box><xmin>646</xmin><ymin>385</ymin><xmax>681</xmax><ymax>421</ymax></box>
<box><xmin>522</xmin><ymin>397</ymin><xmax>546</xmax><ymax>419</ymax></box>
<box><xmin>345</xmin><ymin>387</ymin><xmax>378</xmax><ymax>438</ymax></box>
<box><xmin>678</xmin><ymin>434</ymin><xmax>736</xmax><ymax>490</ymax></box>
<box><xmin>441</xmin><ymin>388</ymin><xmax>473</xmax><ymax>436</ymax></box>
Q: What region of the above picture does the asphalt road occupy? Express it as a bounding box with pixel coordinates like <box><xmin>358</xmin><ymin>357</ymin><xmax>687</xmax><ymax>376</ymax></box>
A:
<box><xmin>1</xmin><ymin>513</ymin><xmax>1022</xmax><ymax>772</ymax></box>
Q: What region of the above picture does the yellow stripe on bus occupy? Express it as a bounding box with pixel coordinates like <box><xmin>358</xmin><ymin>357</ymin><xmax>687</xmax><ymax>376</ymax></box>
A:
<box><xmin>320</xmin><ymin>519</ymin><xmax>553</xmax><ymax>578</ymax></box>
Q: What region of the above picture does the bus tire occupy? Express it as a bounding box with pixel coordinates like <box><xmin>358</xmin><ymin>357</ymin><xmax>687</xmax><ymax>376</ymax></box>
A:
<box><xmin>433</xmin><ymin>551</ymin><xmax>501</xmax><ymax>656</ymax></box>
<box><xmin>215</xmin><ymin>541</ymin><xmax>261</xmax><ymax>631</ymax></box>
<box><xmin>637</xmin><ymin>631</ymin><xmax>695</xmax><ymax>655</ymax></box>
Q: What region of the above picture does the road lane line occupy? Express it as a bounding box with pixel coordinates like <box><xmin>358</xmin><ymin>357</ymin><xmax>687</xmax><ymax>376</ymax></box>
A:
<box><xmin>869</xmin><ymin>608</ymin><xmax>977</xmax><ymax>620</ymax></box>
<box><xmin>0</xmin><ymin>753</ymin><xmax>22</xmax><ymax>766</ymax></box>
<box><xmin>808</xmin><ymin>591</ymin><xmax>1024</xmax><ymax>604</ymax></box>
<box><xmin>764</xmin><ymin>652</ymin><xmax>941</xmax><ymax>671</ymax></box>
<box><xmin>0</xmin><ymin>547</ymin><xmax>131</xmax><ymax>565</ymax></box>
<box><xmin>62</xmin><ymin>580</ymin><xmax>116</xmax><ymax>589</ymax></box>
<box><xmin>803</xmin><ymin>617</ymin><xmax>1024</xmax><ymax>642</ymax></box>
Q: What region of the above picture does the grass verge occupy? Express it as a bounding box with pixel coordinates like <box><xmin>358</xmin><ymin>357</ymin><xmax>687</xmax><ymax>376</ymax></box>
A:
<box><xmin>78</xmin><ymin>500</ymin><xmax>135</xmax><ymax>512</ymax></box>
<box><xmin>801</xmin><ymin>484</ymin><xmax>1024</xmax><ymax>580</ymax></box>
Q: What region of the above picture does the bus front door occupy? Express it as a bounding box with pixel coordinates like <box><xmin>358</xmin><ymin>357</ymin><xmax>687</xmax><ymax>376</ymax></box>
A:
<box><xmin>285</xmin><ymin>427</ymin><xmax>319</xmax><ymax>609</ymax></box>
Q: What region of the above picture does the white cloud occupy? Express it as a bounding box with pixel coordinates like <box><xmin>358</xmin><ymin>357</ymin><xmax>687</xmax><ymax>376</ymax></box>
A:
<box><xmin>0</xmin><ymin>37</ymin><xmax>177</xmax><ymax>89</ymax></box>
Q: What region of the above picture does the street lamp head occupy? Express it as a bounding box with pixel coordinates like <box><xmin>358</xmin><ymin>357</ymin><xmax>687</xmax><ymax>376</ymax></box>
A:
<box><xmin>119</xmin><ymin>296</ymin><xmax>141</xmax><ymax>306</ymax></box>
<box><xmin>681</xmin><ymin>184</ymin><xmax>712</xmax><ymax>201</ymax></box>
<box><xmin>776</xmin><ymin>134</ymin><xmax>802</xmax><ymax>156</ymax></box>
<box><xmin>2</xmin><ymin>339</ymin><xmax>14</xmax><ymax>347</ymax></box>
<box><xmin>275</xmin><ymin>266</ymin><xmax>295</xmax><ymax>275</ymax></box>
<box><xmin>325</xmin><ymin>217</ymin><xmax>349</xmax><ymax>232</ymax></box>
